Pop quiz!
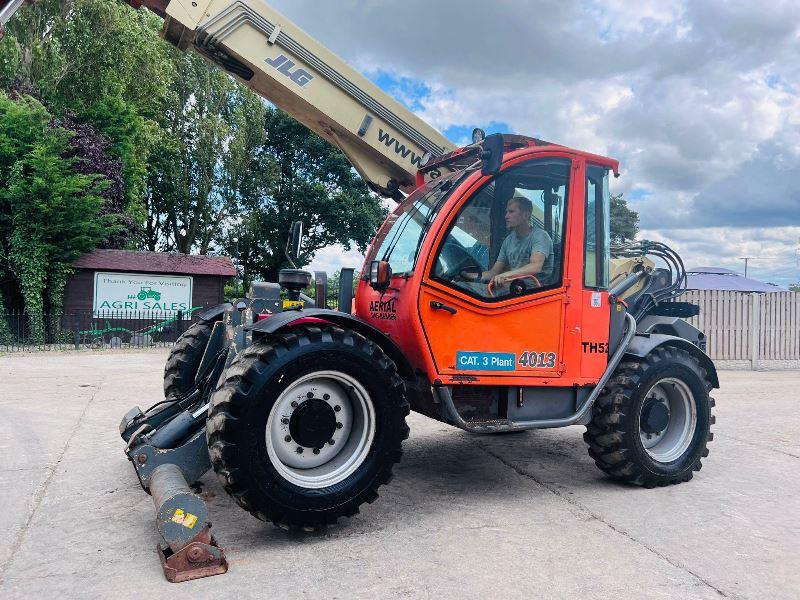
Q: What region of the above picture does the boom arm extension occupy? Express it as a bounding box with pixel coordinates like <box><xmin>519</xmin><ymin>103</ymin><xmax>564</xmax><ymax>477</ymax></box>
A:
<box><xmin>1</xmin><ymin>0</ymin><xmax>454</xmax><ymax>197</ymax></box>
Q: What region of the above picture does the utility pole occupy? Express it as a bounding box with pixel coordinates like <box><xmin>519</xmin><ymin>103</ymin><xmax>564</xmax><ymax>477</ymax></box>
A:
<box><xmin>739</xmin><ymin>257</ymin><xmax>752</xmax><ymax>278</ymax></box>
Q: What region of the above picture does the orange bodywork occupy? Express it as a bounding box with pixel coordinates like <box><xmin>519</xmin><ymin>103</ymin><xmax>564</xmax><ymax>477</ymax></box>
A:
<box><xmin>355</xmin><ymin>143</ymin><xmax>619</xmax><ymax>390</ymax></box>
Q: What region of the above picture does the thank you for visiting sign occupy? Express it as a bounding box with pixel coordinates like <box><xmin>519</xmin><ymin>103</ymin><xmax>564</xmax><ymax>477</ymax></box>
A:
<box><xmin>94</xmin><ymin>272</ymin><xmax>193</xmax><ymax>318</ymax></box>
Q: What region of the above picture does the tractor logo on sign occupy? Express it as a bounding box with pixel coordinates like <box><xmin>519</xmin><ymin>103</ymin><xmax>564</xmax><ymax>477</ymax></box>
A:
<box><xmin>129</xmin><ymin>287</ymin><xmax>162</xmax><ymax>302</ymax></box>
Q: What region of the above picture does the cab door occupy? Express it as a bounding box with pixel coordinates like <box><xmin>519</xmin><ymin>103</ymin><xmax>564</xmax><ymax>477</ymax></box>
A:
<box><xmin>416</xmin><ymin>155</ymin><xmax>580</xmax><ymax>383</ymax></box>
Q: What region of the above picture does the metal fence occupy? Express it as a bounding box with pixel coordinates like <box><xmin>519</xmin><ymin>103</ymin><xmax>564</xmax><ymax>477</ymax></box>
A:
<box><xmin>0</xmin><ymin>310</ymin><xmax>201</xmax><ymax>352</ymax></box>
<box><xmin>683</xmin><ymin>290</ymin><xmax>800</xmax><ymax>368</ymax></box>
<box><xmin>2</xmin><ymin>292</ymin><xmax>798</xmax><ymax>367</ymax></box>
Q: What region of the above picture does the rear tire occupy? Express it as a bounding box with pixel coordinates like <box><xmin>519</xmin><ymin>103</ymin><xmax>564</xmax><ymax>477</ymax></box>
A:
<box><xmin>163</xmin><ymin>320</ymin><xmax>215</xmax><ymax>398</ymax></box>
<box><xmin>584</xmin><ymin>345</ymin><xmax>715</xmax><ymax>488</ymax></box>
<box><xmin>207</xmin><ymin>326</ymin><xmax>409</xmax><ymax>530</ymax></box>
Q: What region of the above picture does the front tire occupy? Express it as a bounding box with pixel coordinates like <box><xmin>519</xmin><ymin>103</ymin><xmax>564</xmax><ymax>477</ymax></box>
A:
<box><xmin>584</xmin><ymin>345</ymin><xmax>715</xmax><ymax>487</ymax></box>
<box><xmin>207</xmin><ymin>326</ymin><xmax>409</xmax><ymax>530</ymax></box>
<box><xmin>163</xmin><ymin>320</ymin><xmax>215</xmax><ymax>398</ymax></box>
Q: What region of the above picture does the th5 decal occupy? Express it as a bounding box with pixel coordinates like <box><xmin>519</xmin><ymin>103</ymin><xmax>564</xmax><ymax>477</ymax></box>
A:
<box><xmin>582</xmin><ymin>342</ymin><xmax>610</xmax><ymax>354</ymax></box>
<box><xmin>518</xmin><ymin>351</ymin><xmax>556</xmax><ymax>369</ymax></box>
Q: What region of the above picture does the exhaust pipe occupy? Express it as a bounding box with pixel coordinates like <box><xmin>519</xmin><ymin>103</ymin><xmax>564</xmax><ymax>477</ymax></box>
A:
<box><xmin>338</xmin><ymin>268</ymin><xmax>355</xmax><ymax>314</ymax></box>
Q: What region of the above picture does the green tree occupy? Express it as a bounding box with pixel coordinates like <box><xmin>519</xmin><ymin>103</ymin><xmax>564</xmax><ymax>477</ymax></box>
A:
<box><xmin>0</xmin><ymin>93</ymin><xmax>53</xmax><ymax>326</ymax></box>
<box><xmin>610</xmin><ymin>193</ymin><xmax>639</xmax><ymax>243</ymax></box>
<box><xmin>144</xmin><ymin>51</ymin><xmax>267</xmax><ymax>253</ymax></box>
<box><xmin>790</xmin><ymin>284</ymin><xmax>800</xmax><ymax>292</ymax></box>
<box><xmin>0</xmin><ymin>0</ymin><xmax>172</xmax><ymax>216</ymax></box>
<box><xmin>221</xmin><ymin>108</ymin><xmax>386</xmax><ymax>283</ymax></box>
<box><xmin>0</xmin><ymin>93</ymin><xmax>108</xmax><ymax>340</ymax></box>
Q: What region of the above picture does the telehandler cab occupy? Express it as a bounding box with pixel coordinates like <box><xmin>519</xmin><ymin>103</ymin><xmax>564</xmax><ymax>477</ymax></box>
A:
<box><xmin>2</xmin><ymin>0</ymin><xmax>717</xmax><ymax>582</ymax></box>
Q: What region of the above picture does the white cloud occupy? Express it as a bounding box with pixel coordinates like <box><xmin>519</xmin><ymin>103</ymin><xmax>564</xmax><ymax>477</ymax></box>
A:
<box><xmin>266</xmin><ymin>0</ymin><xmax>800</xmax><ymax>285</ymax></box>
<box><xmin>308</xmin><ymin>244</ymin><xmax>366</xmax><ymax>275</ymax></box>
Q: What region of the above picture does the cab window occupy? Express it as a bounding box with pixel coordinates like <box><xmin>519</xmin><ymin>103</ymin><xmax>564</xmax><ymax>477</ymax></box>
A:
<box><xmin>432</xmin><ymin>158</ymin><xmax>571</xmax><ymax>301</ymax></box>
<box><xmin>366</xmin><ymin>169</ymin><xmax>474</xmax><ymax>275</ymax></box>
<box><xmin>584</xmin><ymin>165</ymin><xmax>611</xmax><ymax>289</ymax></box>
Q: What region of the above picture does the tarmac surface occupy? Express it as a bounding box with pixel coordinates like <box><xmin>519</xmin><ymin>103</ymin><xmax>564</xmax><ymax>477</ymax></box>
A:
<box><xmin>0</xmin><ymin>350</ymin><xmax>797</xmax><ymax>599</ymax></box>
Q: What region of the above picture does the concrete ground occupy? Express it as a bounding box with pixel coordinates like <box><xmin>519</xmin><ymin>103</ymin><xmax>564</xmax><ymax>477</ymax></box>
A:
<box><xmin>0</xmin><ymin>351</ymin><xmax>797</xmax><ymax>600</ymax></box>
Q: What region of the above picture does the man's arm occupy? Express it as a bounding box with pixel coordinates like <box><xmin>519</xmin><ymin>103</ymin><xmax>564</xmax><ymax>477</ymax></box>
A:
<box><xmin>490</xmin><ymin>253</ymin><xmax>545</xmax><ymax>287</ymax></box>
<box><xmin>491</xmin><ymin>230</ymin><xmax>552</xmax><ymax>287</ymax></box>
<box><xmin>480</xmin><ymin>259</ymin><xmax>507</xmax><ymax>282</ymax></box>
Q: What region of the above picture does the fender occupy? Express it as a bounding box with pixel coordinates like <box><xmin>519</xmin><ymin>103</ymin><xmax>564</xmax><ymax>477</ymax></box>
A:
<box><xmin>246</xmin><ymin>308</ymin><xmax>415</xmax><ymax>379</ymax></box>
<box><xmin>197</xmin><ymin>303</ymin><xmax>231</xmax><ymax>322</ymax></box>
<box><xmin>625</xmin><ymin>333</ymin><xmax>719</xmax><ymax>388</ymax></box>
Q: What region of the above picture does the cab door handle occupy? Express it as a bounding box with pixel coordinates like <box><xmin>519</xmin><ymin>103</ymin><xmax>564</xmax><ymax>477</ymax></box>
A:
<box><xmin>430</xmin><ymin>301</ymin><xmax>457</xmax><ymax>315</ymax></box>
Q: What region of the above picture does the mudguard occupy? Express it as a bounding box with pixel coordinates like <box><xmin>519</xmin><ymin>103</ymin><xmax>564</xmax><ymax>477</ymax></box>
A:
<box><xmin>197</xmin><ymin>303</ymin><xmax>231</xmax><ymax>322</ymax></box>
<box><xmin>246</xmin><ymin>308</ymin><xmax>415</xmax><ymax>379</ymax></box>
<box><xmin>625</xmin><ymin>333</ymin><xmax>719</xmax><ymax>388</ymax></box>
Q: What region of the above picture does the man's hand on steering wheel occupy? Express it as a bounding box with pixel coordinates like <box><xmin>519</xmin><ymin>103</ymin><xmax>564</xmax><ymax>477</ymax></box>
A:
<box><xmin>458</xmin><ymin>265</ymin><xmax>482</xmax><ymax>281</ymax></box>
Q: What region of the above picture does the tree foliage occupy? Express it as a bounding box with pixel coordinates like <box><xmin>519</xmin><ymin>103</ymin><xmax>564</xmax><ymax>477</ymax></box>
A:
<box><xmin>0</xmin><ymin>0</ymin><xmax>400</xmax><ymax>314</ymax></box>
<box><xmin>610</xmin><ymin>193</ymin><xmax>639</xmax><ymax>243</ymax></box>
<box><xmin>219</xmin><ymin>108</ymin><xmax>386</xmax><ymax>284</ymax></box>
<box><xmin>144</xmin><ymin>51</ymin><xmax>267</xmax><ymax>254</ymax></box>
<box><xmin>1</xmin><ymin>0</ymin><xmax>171</xmax><ymax>216</ymax></box>
<box><xmin>0</xmin><ymin>93</ymin><xmax>108</xmax><ymax>339</ymax></box>
<box><xmin>790</xmin><ymin>283</ymin><xmax>800</xmax><ymax>292</ymax></box>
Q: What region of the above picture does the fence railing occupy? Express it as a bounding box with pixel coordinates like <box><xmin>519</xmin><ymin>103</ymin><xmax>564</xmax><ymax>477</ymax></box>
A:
<box><xmin>0</xmin><ymin>309</ymin><xmax>202</xmax><ymax>352</ymax></box>
<box><xmin>2</xmin><ymin>293</ymin><xmax>798</xmax><ymax>367</ymax></box>
<box><xmin>682</xmin><ymin>290</ymin><xmax>800</xmax><ymax>367</ymax></box>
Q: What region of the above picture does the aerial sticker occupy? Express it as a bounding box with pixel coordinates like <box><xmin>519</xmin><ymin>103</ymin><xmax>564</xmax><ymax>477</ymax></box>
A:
<box><xmin>369</xmin><ymin>297</ymin><xmax>397</xmax><ymax>320</ymax></box>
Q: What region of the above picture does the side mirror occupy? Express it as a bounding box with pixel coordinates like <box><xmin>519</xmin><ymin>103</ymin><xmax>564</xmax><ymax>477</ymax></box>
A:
<box><xmin>480</xmin><ymin>133</ymin><xmax>504</xmax><ymax>176</ymax></box>
<box><xmin>289</xmin><ymin>221</ymin><xmax>304</xmax><ymax>259</ymax></box>
<box><xmin>369</xmin><ymin>260</ymin><xmax>392</xmax><ymax>292</ymax></box>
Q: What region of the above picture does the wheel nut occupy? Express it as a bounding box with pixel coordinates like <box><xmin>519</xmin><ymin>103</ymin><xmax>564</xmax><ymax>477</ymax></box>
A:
<box><xmin>281</xmin><ymin>418</ymin><xmax>289</xmax><ymax>425</ymax></box>
<box><xmin>296</xmin><ymin>447</ymin><xmax>304</xmax><ymax>454</ymax></box>
<box><xmin>307</xmin><ymin>392</ymin><xmax>314</xmax><ymax>399</ymax></box>
<box><xmin>328</xmin><ymin>439</ymin><xmax>335</xmax><ymax>446</ymax></box>
<box><xmin>336</xmin><ymin>422</ymin><xmax>343</xmax><ymax>429</ymax></box>
<box><xmin>285</xmin><ymin>435</ymin><xmax>292</xmax><ymax>442</ymax></box>
<box><xmin>313</xmin><ymin>448</ymin><xmax>320</xmax><ymax>455</ymax></box>
<box><xmin>291</xmin><ymin>401</ymin><xmax>298</xmax><ymax>408</ymax></box>
<box><xmin>334</xmin><ymin>405</ymin><xmax>341</xmax><ymax>412</ymax></box>
<box><xmin>323</xmin><ymin>393</ymin><xmax>330</xmax><ymax>400</ymax></box>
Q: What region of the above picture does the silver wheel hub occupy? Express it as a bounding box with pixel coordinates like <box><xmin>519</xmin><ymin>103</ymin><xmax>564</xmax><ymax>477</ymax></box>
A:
<box><xmin>266</xmin><ymin>371</ymin><xmax>375</xmax><ymax>489</ymax></box>
<box><xmin>639</xmin><ymin>377</ymin><xmax>697</xmax><ymax>463</ymax></box>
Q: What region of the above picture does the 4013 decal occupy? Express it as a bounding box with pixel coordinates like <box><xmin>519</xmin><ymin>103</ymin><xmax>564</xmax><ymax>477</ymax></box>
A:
<box><xmin>518</xmin><ymin>351</ymin><xmax>556</xmax><ymax>369</ymax></box>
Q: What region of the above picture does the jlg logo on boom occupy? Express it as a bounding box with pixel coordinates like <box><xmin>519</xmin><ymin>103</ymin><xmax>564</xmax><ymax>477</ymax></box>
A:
<box><xmin>265</xmin><ymin>55</ymin><xmax>314</xmax><ymax>87</ymax></box>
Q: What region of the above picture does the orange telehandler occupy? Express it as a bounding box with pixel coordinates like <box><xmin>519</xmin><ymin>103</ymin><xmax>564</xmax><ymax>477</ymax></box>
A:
<box><xmin>2</xmin><ymin>0</ymin><xmax>716</xmax><ymax>582</ymax></box>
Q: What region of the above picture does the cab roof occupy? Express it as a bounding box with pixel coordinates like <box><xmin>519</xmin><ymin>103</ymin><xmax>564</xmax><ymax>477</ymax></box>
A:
<box><xmin>418</xmin><ymin>134</ymin><xmax>620</xmax><ymax>180</ymax></box>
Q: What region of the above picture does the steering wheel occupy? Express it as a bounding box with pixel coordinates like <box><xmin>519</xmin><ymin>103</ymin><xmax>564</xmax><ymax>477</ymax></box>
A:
<box><xmin>488</xmin><ymin>274</ymin><xmax>542</xmax><ymax>298</ymax></box>
<box><xmin>438</xmin><ymin>242</ymin><xmax>484</xmax><ymax>281</ymax></box>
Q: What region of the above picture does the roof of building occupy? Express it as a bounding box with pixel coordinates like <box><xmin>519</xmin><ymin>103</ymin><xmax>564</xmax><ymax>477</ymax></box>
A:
<box><xmin>686</xmin><ymin>266</ymin><xmax>787</xmax><ymax>293</ymax></box>
<box><xmin>73</xmin><ymin>249</ymin><xmax>236</xmax><ymax>277</ymax></box>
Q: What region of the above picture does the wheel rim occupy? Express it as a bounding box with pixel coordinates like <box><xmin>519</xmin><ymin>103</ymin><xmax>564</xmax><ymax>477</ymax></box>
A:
<box><xmin>639</xmin><ymin>377</ymin><xmax>697</xmax><ymax>463</ymax></box>
<box><xmin>265</xmin><ymin>370</ymin><xmax>376</xmax><ymax>489</ymax></box>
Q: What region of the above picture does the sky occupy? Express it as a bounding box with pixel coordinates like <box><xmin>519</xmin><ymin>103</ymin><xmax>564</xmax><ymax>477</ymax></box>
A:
<box><xmin>271</xmin><ymin>0</ymin><xmax>800</xmax><ymax>286</ymax></box>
